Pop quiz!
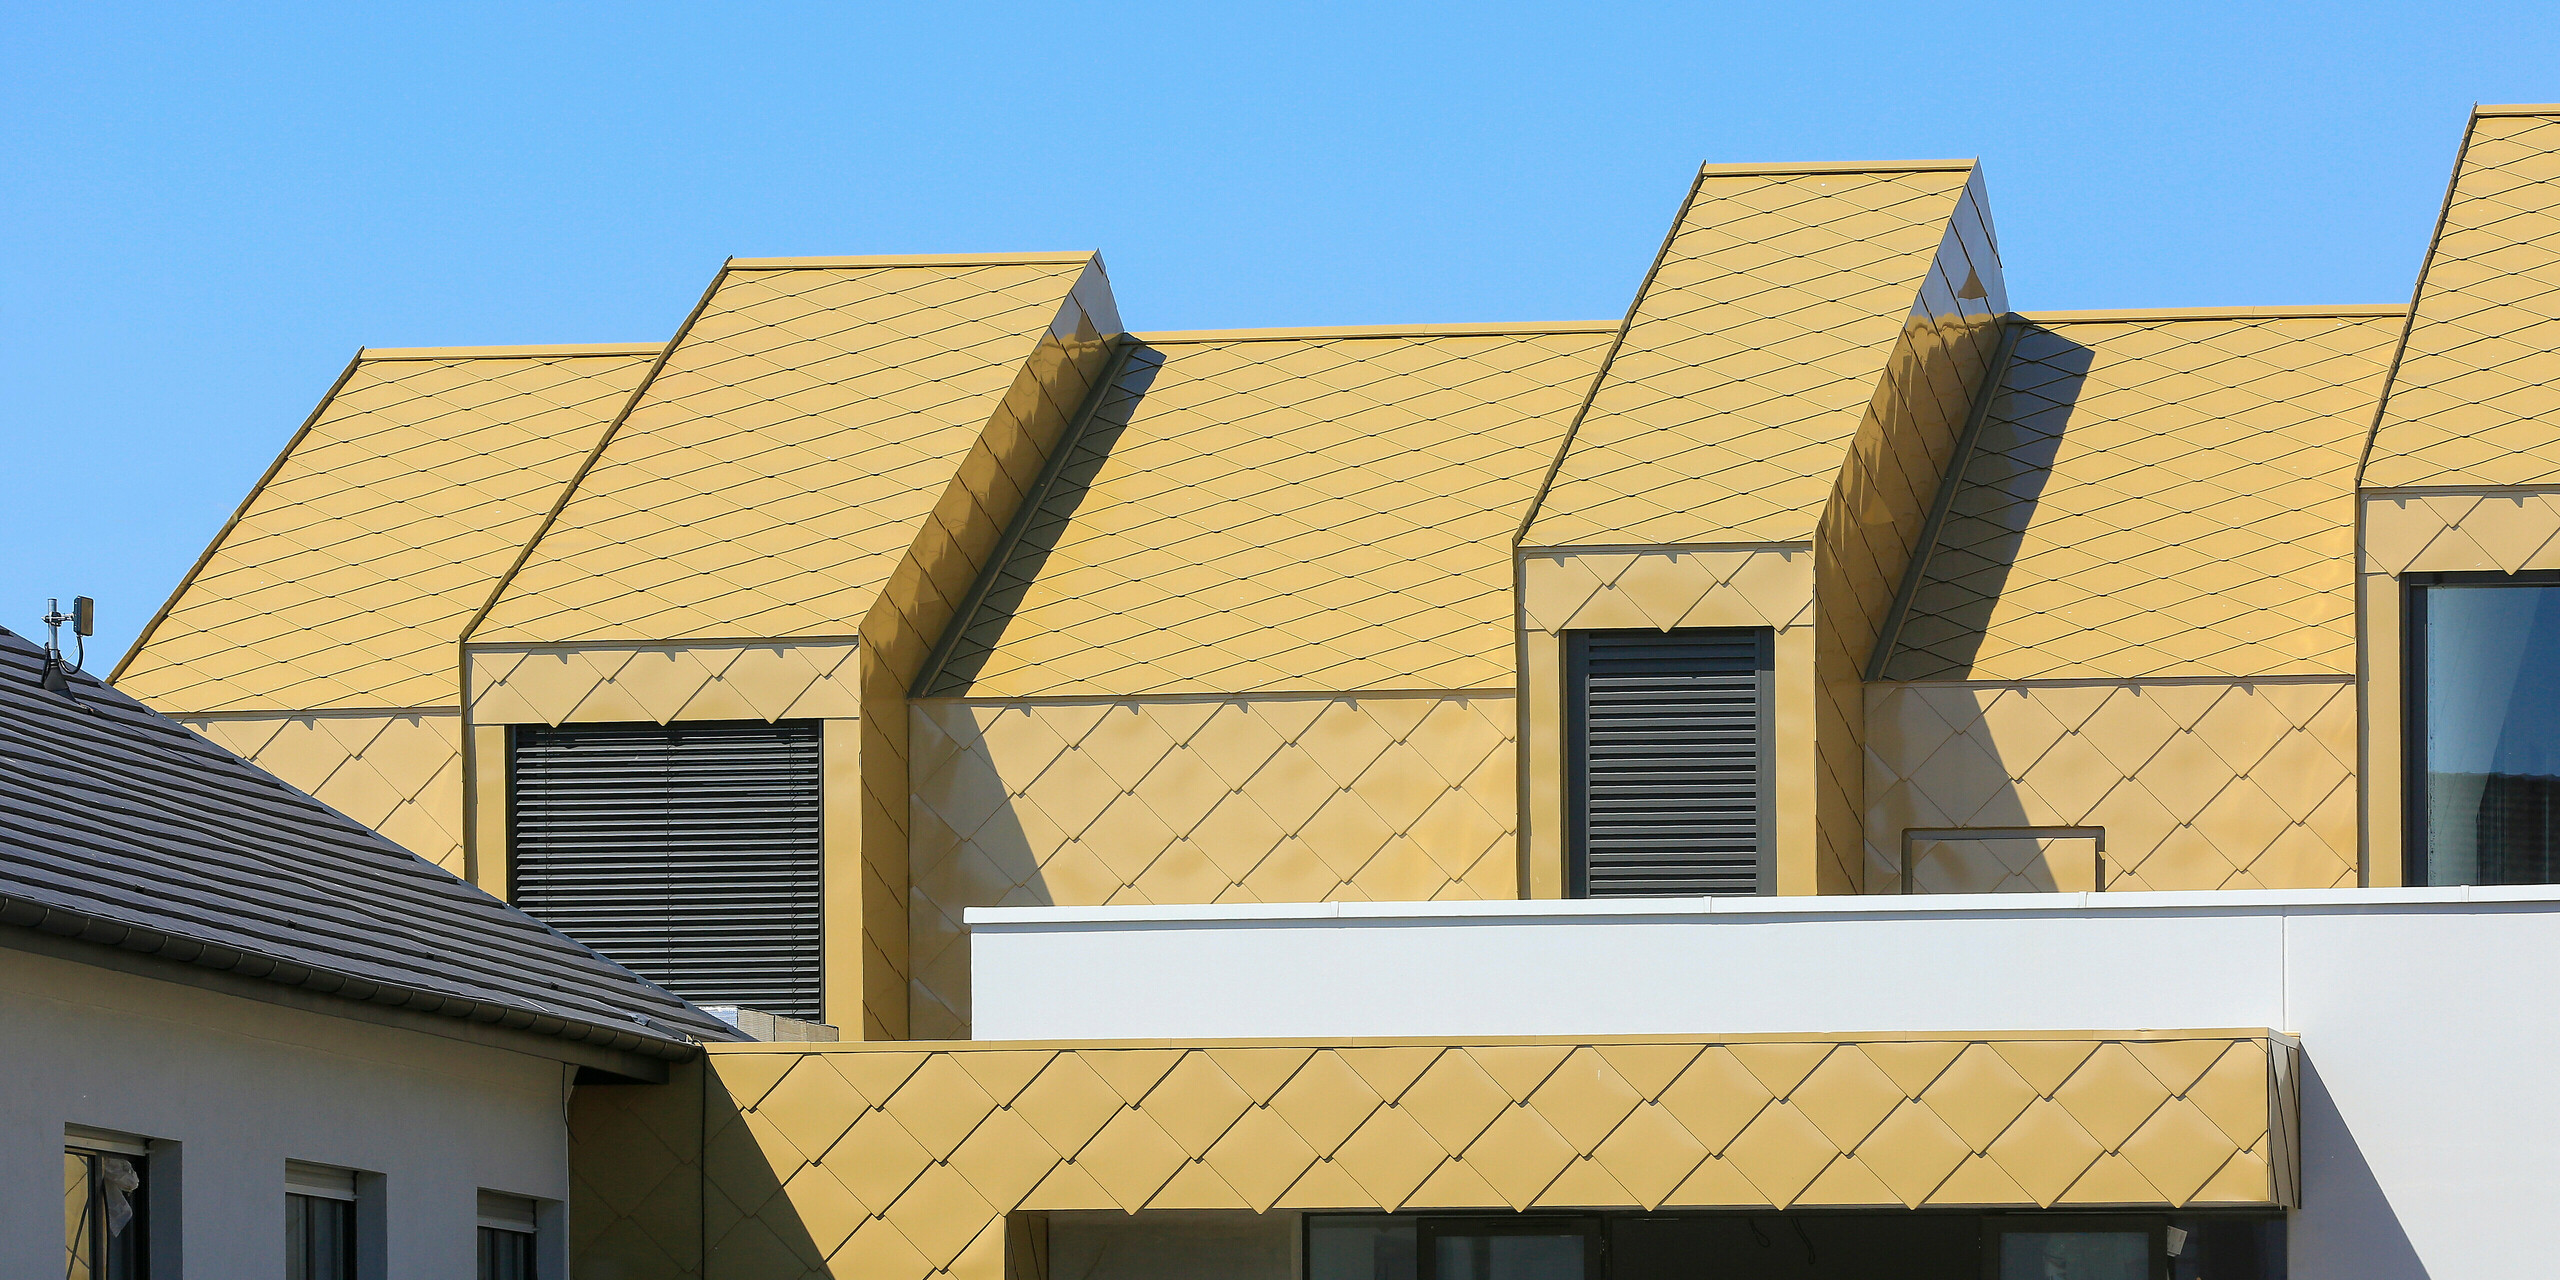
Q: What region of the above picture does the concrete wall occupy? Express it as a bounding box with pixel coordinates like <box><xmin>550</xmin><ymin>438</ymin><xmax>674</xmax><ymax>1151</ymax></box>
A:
<box><xmin>0</xmin><ymin>947</ymin><xmax>572</xmax><ymax>1278</ymax></box>
<box><xmin>973</xmin><ymin>888</ymin><xmax>2560</xmax><ymax>1279</ymax></box>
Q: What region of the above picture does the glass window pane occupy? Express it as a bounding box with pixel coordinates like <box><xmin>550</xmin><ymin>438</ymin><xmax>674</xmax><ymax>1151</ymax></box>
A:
<box><xmin>2421</xmin><ymin>583</ymin><xmax>2560</xmax><ymax>884</ymax></box>
<box><xmin>66</xmin><ymin>1151</ymin><xmax>94</xmax><ymax>1280</ymax></box>
<box><xmin>480</xmin><ymin>1226</ymin><xmax>538</xmax><ymax>1280</ymax></box>
<box><xmin>287</xmin><ymin>1193</ymin><xmax>354</xmax><ymax>1280</ymax></box>
<box><xmin>1998</xmin><ymin>1231</ymin><xmax>2150</xmax><ymax>1280</ymax></box>
<box><xmin>1430</xmin><ymin>1233</ymin><xmax>1586</xmax><ymax>1280</ymax></box>
<box><xmin>1308</xmin><ymin>1217</ymin><xmax>1415</xmax><ymax>1280</ymax></box>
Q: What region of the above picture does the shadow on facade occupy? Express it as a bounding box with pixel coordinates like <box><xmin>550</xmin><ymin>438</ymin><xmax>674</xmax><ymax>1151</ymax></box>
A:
<box><xmin>2291</xmin><ymin>1055</ymin><xmax>2430</xmax><ymax>1277</ymax></box>
<box><xmin>1881</xmin><ymin>326</ymin><xmax>2093</xmax><ymax>679</ymax></box>
<box><xmin>568</xmin><ymin>1061</ymin><xmax>831</xmax><ymax>1278</ymax></box>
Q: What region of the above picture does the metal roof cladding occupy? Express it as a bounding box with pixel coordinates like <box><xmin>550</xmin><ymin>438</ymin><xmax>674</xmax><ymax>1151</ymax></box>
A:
<box><xmin>0</xmin><ymin>625</ymin><xmax>738</xmax><ymax>1064</ymax></box>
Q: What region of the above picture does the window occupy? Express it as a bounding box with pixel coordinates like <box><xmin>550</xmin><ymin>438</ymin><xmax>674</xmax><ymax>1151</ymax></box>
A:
<box><xmin>1565</xmin><ymin>629</ymin><xmax>1773</xmax><ymax>897</ymax></box>
<box><xmin>1985</xmin><ymin>1216</ymin><xmax>2162</xmax><ymax>1280</ymax></box>
<box><xmin>477</xmin><ymin>1191</ymin><xmax>539</xmax><ymax>1280</ymax></box>
<box><xmin>285</xmin><ymin>1162</ymin><xmax>357</xmax><ymax>1280</ymax></box>
<box><xmin>510</xmin><ymin>720</ymin><xmax>824</xmax><ymax>1019</ymax></box>
<box><xmin>1308</xmin><ymin>1212</ymin><xmax>2279</xmax><ymax>1280</ymax></box>
<box><xmin>2409</xmin><ymin>576</ymin><xmax>2560</xmax><ymax>885</ymax></box>
<box><xmin>1416</xmin><ymin>1217</ymin><xmax>1598</xmax><ymax>1280</ymax></box>
<box><xmin>64</xmin><ymin>1129</ymin><xmax>150</xmax><ymax>1280</ymax></box>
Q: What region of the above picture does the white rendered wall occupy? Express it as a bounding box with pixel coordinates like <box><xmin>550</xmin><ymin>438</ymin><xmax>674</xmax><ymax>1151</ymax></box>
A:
<box><xmin>0</xmin><ymin>947</ymin><xmax>572</xmax><ymax>1278</ymax></box>
<box><xmin>972</xmin><ymin>887</ymin><xmax>2560</xmax><ymax>1279</ymax></box>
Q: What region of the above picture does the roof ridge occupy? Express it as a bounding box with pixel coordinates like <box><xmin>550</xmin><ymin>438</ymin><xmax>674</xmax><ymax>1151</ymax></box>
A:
<box><xmin>358</xmin><ymin>343</ymin><xmax>664</xmax><ymax>360</ymax></box>
<box><xmin>726</xmin><ymin>251</ymin><xmax>1096</xmax><ymax>269</ymax></box>
<box><xmin>1132</xmin><ymin>321</ymin><xmax>1619</xmax><ymax>343</ymax></box>
<box><xmin>1695</xmin><ymin>158</ymin><xmax>1976</xmax><ymax>176</ymax></box>
<box><xmin>2018</xmin><ymin>305</ymin><xmax>2407</xmax><ymax>323</ymax></box>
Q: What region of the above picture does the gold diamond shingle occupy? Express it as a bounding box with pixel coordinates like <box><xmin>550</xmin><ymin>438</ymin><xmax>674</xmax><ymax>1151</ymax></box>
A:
<box><xmin>1525</xmin><ymin>166</ymin><xmax>1976</xmax><ymax>548</ymax></box>
<box><xmin>566</xmin><ymin>1033</ymin><xmax>2297</xmax><ymax>1278</ymax></box>
<box><xmin>116</xmin><ymin>349</ymin><xmax>655</xmax><ymax>712</ymax></box>
<box><xmin>1881</xmin><ymin>314</ymin><xmax>2400</xmax><ymax>682</ymax></box>
<box><xmin>2368</xmin><ymin>110</ymin><xmax>2560</xmax><ymax>487</ymax></box>
<box><xmin>931</xmin><ymin>328</ymin><xmax>1612</xmax><ymax>697</ymax></box>
<box><xmin>473</xmin><ymin>260</ymin><xmax>1097</xmax><ymax>644</ymax></box>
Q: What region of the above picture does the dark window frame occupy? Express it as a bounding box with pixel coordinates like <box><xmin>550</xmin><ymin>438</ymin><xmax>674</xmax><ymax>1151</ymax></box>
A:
<box><xmin>1564</xmin><ymin>627</ymin><xmax>1776</xmax><ymax>898</ymax></box>
<box><xmin>285</xmin><ymin>1190</ymin><xmax>358</xmax><ymax>1280</ymax></box>
<box><xmin>2402</xmin><ymin>570</ymin><xmax>2560</xmax><ymax>886</ymax></box>
<box><xmin>477</xmin><ymin>1223</ymin><xmax>538</xmax><ymax>1280</ymax></box>
<box><xmin>64</xmin><ymin>1146</ymin><xmax>150</xmax><ymax>1280</ymax></box>
<box><xmin>1413</xmin><ymin>1215</ymin><xmax>1605</xmax><ymax>1280</ymax></box>
<box><xmin>1979</xmin><ymin>1212</ymin><xmax>2167</xmax><ymax>1280</ymax></box>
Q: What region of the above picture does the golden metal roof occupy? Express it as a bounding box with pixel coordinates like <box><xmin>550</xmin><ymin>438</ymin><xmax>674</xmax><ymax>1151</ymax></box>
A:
<box><xmin>2365</xmin><ymin>107</ymin><xmax>2560</xmax><ymax>488</ymax></box>
<box><xmin>926</xmin><ymin>329</ymin><xmax>1614</xmax><ymax>697</ymax></box>
<box><xmin>115</xmin><ymin>348</ymin><xmax>657</xmax><ymax>712</ymax></box>
<box><xmin>470</xmin><ymin>258</ymin><xmax>1111</xmax><ymax>644</ymax></box>
<box><xmin>1524</xmin><ymin>164</ymin><xmax>1981</xmax><ymax>547</ymax></box>
<box><xmin>1882</xmin><ymin>312</ymin><xmax>2403</xmax><ymax>681</ymax></box>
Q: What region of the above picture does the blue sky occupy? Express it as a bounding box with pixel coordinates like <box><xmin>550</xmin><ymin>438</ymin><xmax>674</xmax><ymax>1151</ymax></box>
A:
<box><xmin>4</xmin><ymin>2</ymin><xmax>2554</xmax><ymax>662</ymax></box>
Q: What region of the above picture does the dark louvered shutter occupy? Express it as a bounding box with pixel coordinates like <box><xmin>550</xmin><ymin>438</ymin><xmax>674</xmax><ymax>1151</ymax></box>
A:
<box><xmin>510</xmin><ymin>721</ymin><xmax>823</xmax><ymax>1020</ymax></box>
<box><xmin>1567</xmin><ymin>629</ymin><xmax>1772</xmax><ymax>897</ymax></box>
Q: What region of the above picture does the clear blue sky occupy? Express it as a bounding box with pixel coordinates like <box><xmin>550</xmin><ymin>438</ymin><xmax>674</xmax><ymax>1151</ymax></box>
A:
<box><xmin>4</xmin><ymin>2</ymin><xmax>2553</xmax><ymax>663</ymax></box>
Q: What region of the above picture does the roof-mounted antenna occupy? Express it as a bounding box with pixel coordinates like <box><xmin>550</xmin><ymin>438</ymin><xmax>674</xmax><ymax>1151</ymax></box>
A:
<box><xmin>40</xmin><ymin>596</ymin><xmax>94</xmax><ymax>693</ymax></box>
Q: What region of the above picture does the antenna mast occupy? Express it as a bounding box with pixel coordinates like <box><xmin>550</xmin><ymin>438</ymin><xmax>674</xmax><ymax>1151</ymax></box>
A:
<box><xmin>40</xmin><ymin>596</ymin><xmax>94</xmax><ymax>694</ymax></box>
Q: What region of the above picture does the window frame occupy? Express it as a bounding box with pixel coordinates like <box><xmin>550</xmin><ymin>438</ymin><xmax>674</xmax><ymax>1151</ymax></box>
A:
<box><xmin>1563</xmin><ymin>626</ymin><xmax>1776</xmax><ymax>898</ymax></box>
<box><xmin>1413</xmin><ymin>1215</ymin><xmax>1605</xmax><ymax>1280</ymax></box>
<box><xmin>2401</xmin><ymin>570</ymin><xmax>2560</xmax><ymax>886</ymax></box>
<box><xmin>1979</xmin><ymin>1213</ymin><xmax>2167</xmax><ymax>1280</ymax></box>
<box><xmin>63</xmin><ymin>1134</ymin><xmax>151</xmax><ymax>1280</ymax></box>
<box><xmin>477</xmin><ymin>1189</ymin><xmax>541</xmax><ymax>1280</ymax></box>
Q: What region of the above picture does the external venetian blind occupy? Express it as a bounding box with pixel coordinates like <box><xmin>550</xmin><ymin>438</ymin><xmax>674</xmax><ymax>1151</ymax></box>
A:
<box><xmin>510</xmin><ymin>721</ymin><xmax>823</xmax><ymax>1021</ymax></box>
<box><xmin>1566</xmin><ymin>628</ymin><xmax>1773</xmax><ymax>897</ymax></box>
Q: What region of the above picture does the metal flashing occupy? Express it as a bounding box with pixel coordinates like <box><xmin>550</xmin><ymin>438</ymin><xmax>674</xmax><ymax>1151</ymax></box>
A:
<box><xmin>1693</xmin><ymin>158</ymin><xmax>1977</xmax><ymax>176</ymax></box>
<box><xmin>726</xmin><ymin>251</ymin><xmax>1098</xmax><ymax>268</ymax></box>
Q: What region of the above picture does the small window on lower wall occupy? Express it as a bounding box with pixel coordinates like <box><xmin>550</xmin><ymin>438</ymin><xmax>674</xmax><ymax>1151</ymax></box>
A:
<box><xmin>1566</xmin><ymin>628</ymin><xmax>1774</xmax><ymax>897</ymax></box>
<box><xmin>284</xmin><ymin>1161</ymin><xmax>358</xmax><ymax>1280</ymax></box>
<box><xmin>478</xmin><ymin>1191</ymin><xmax>539</xmax><ymax>1280</ymax></box>
<box><xmin>1903</xmin><ymin>828</ymin><xmax>2103</xmax><ymax>894</ymax></box>
<box><xmin>65</xmin><ymin>1127</ymin><xmax>152</xmax><ymax>1280</ymax></box>
<box><xmin>2409</xmin><ymin>575</ymin><xmax>2560</xmax><ymax>885</ymax></box>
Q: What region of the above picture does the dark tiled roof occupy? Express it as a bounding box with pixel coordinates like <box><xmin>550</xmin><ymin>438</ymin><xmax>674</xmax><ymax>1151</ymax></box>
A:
<box><xmin>0</xmin><ymin>627</ymin><xmax>735</xmax><ymax>1059</ymax></box>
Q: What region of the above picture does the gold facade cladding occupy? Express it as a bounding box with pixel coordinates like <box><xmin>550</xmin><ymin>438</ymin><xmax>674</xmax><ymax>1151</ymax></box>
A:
<box><xmin>1519</xmin><ymin>162</ymin><xmax>2006</xmax><ymax>896</ymax></box>
<box><xmin>1809</xmin><ymin>172</ymin><xmax>2008</xmax><ymax>893</ymax></box>
<box><xmin>2364</xmin><ymin>108</ymin><xmax>2560</xmax><ymax>488</ymax></box>
<box><xmin>908</xmin><ymin>695</ymin><xmax>1518</xmax><ymax>1038</ymax></box>
<box><xmin>1522</xmin><ymin>163</ymin><xmax>1989</xmax><ymax>550</ymax></box>
<box><xmin>1864</xmin><ymin>682</ymin><xmax>2357</xmax><ymax>894</ymax></box>
<box><xmin>465</xmin><ymin>257</ymin><xmax>1122</xmax><ymax>1038</ymax></box>
<box><xmin>2358</xmin><ymin>490</ymin><xmax>2560</xmax><ymax>884</ymax></box>
<box><xmin>1864</xmin><ymin>312</ymin><xmax>2396</xmax><ymax>893</ymax></box>
<box><xmin>183</xmin><ymin>711</ymin><xmax>466</xmax><ymax>874</ymax></box>
<box><xmin>925</xmin><ymin>327</ymin><xmax>1613</xmax><ymax>699</ymax></box>
<box><xmin>466</xmin><ymin>641</ymin><xmax>862</xmax><ymax>726</ymax></box>
<box><xmin>116</xmin><ymin>347</ymin><xmax>657</xmax><ymax>715</ymax></box>
<box><xmin>906</xmin><ymin>328</ymin><xmax>1606</xmax><ymax>1034</ymax></box>
<box><xmin>569</xmin><ymin>1032</ymin><xmax>2298</xmax><ymax>1278</ymax></box>
<box><xmin>1518</xmin><ymin>549</ymin><xmax>1814</xmax><ymax>897</ymax></box>
<box><xmin>1881</xmin><ymin>313</ymin><xmax>2398</xmax><ymax>684</ymax></box>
